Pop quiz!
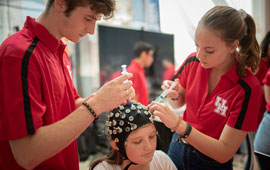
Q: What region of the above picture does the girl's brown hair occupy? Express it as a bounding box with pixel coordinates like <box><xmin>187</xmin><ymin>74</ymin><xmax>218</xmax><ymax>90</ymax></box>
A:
<box><xmin>90</xmin><ymin>149</ymin><xmax>124</xmax><ymax>170</ymax></box>
<box><xmin>199</xmin><ymin>6</ymin><xmax>260</xmax><ymax>76</ymax></box>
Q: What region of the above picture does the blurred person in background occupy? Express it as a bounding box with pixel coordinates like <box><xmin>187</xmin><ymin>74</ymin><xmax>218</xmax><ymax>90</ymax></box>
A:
<box><xmin>253</xmin><ymin>31</ymin><xmax>270</xmax><ymax>168</ymax></box>
<box><xmin>255</xmin><ymin>31</ymin><xmax>270</xmax><ymax>126</ymax></box>
<box><xmin>112</xmin><ymin>41</ymin><xmax>154</xmax><ymax>106</ymax></box>
<box><xmin>127</xmin><ymin>41</ymin><xmax>154</xmax><ymax>105</ymax></box>
<box><xmin>162</xmin><ymin>58</ymin><xmax>175</xmax><ymax>81</ymax></box>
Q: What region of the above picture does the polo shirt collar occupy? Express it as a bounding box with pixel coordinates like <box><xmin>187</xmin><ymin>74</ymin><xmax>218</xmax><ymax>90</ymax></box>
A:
<box><xmin>131</xmin><ymin>60</ymin><xmax>145</xmax><ymax>72</ymax></box>
<box><xmin>223</xmin><ymin>62</ymin><xmax>239</xmax><ymax>84</ymax></box>
<box><xmin>24</xmin><ymin>16</ymin><xmax>66</xmax><ymax>54</ymax></box>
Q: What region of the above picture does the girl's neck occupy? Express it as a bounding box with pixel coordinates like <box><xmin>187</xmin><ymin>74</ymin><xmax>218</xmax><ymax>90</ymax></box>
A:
<box><xmin>212</xmin><ymin>54</ymin><xmax>236</xmax><ymax>76</ymax></box>
<box><xmin>134</xmin><ymin>58</ymin><xmax>145</xmax><ymax>68</ymax></box>
<box><xmin>121</xmin><ymin>161</ymin><xmax>150</xmax><ymax>170</ymax></box>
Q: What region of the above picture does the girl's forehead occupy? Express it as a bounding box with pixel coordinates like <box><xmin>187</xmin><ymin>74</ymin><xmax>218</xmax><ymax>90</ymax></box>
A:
<box><xmin>195</xmin><ymin>26</ymin><xmax>225</xmax><ymax>47</ymax></box>
<box><xmin>127</xmin><ymin>123</ymin><xmax>155</xmax><ymax>139</ymax></box>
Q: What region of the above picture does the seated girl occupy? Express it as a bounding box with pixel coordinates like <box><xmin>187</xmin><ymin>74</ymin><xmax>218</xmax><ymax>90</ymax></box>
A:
<box><xmin>90</xmin><ymin>101</ymin><xmax>177</xmax><ymax>170</ymax></box>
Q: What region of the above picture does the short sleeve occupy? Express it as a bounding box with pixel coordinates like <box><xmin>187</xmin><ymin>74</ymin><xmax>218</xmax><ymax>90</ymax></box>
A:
<box><xmin>255</xmin><ymin>58</ymin><xmax>269</xmax><ymax>84</ymax></box>
<box><xmin>174</xmin><ymin>52</ymin><xmax>198</xmax><ymax>89</ymax></box>
<box><xmin>0</xmin><ymin>53</ymin><xmax>46</xmax><ymax>140</ymax></box>
<box><xmin>93</xmin><ymin>161</ymin><xmax>120</xmax><ymax>170</ymax></box>
<box><xmin>262</xmin><ymin>69</ymin><xmax>270</xmax><ymax>86</ymax></box>
<box><xmin>227</xmin><ymin>79</ymin><xmax>262</xmax><ymax>131</ymax></box>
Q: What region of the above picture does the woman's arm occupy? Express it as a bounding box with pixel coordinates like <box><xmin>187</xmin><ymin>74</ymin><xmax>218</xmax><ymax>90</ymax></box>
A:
<box><xmin>149</xmin><ymin>102</ymin><xmax>247</xmax><ymax>163</ymax></box>
<box><xmin>184</xmin><ymin>124</ymin><xmax>247</xmax><ymax>163</ymax></box>
<box><xmin>264</xmin><ymin>84</ymin><xmax>270</xmax><ymax>102</ymax></box>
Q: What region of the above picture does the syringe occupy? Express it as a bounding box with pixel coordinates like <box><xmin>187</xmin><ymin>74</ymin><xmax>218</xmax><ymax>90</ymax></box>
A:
<box><xmin>154</xmin><ymin>81</ymin><xmax>178</xmax><ymax>103</ymax></box>
<box><xmin>121</xmin><ymin>65</ymin><xmax>128</xmax><ymax>74</ymax></box>
<box><xmin>121</xmin><ymin>65</ymin><xmax>128</xmax><ymax>82</ymax></box>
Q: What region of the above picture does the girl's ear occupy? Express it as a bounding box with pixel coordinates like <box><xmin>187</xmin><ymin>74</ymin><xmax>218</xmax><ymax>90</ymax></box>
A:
<box><xmin>230</xmin><ymin>40</ymin><xmax>239</xmax><ymax>53</ymax></box>
<box><xmin>110</xmin><ymin>140</ymin><xmax>119</xmax><ymax>150</ymax></box>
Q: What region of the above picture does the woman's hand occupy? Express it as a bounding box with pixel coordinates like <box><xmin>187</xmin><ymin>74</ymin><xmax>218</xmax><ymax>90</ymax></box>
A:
<box><xmin>161</xmin><ymin>79</ymin><xmax>180</xmax><ymax>99</ymax></box>
<box><xmin>148</xmin><ymin>102</ymin><xmax>180</xmax><ymax>129</ymax></box>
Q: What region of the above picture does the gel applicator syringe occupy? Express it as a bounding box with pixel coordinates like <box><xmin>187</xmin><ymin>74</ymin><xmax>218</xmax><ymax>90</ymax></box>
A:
<box><xmin>121</xmin><ymin>65</ymin><xmax>128</xmax><ymax>75</ymax></box>
<box><xmin>121</xmin><ymin>65</ymin><xmax>128</xmax><ymax>82</ymax></box>
<box><xmin>154</xmin><ymin>81</ymin><xmax>178</xmax><ymax>103</ymax></box>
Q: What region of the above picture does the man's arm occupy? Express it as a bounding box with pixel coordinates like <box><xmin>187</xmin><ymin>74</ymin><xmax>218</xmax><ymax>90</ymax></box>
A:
<box><xmin>9</xmin><ymin>99</ymin><xmax>96</xmax><ymax>169</ymax></box>
<box><xmin>9</xmin><ymin>74</ymin><xmax>134</xmax><ymax>169</ymax></box>
<box><xmin>149</xmin><ymin>102</ymin><xmax>247</xmax><ymax>163</ymax></box>
<box><xmin>75</xmin><ymin>93</ymin><xmax>96</xmax><ymax>108</ymax></box>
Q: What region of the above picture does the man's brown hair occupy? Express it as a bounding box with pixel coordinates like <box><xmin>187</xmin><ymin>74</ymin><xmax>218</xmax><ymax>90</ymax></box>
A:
<box><xmin>46</xmin><ymin>0</ymin><xmax>115</xmax><ymax>19</ymax></box>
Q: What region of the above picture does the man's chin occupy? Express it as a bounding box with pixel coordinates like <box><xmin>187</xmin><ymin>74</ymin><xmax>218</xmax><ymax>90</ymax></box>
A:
<box><xmin>65</xmin><ymin>35</ymin><xmax>82</xmax><ymax>43</ymax></box>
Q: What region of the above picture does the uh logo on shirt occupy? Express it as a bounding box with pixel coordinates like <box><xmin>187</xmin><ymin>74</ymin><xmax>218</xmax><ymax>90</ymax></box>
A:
<box><xmin>214</xmin><ymin>96</ymin><xmax>228</xmax><ymax>117</ymax></box>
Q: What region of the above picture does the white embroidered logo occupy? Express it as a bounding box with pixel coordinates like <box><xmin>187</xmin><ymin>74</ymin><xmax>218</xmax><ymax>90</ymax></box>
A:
<box><xmin>66</xmin><ymin>65</ymin><xmax>73</xmax><ymax>80</ymax></box>
<box><xmin>214</xmin><ymin>96</ymin><xmax>228</xmax><ymax>116</ymax></box>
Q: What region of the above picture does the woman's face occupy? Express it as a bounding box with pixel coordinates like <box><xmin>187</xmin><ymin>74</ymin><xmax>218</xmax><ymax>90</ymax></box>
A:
<box><xmin>125</xmin><ymin>123</ymin><xmax>157</xmax><ymax>165</ymax></box>
<box><xmin>195</xmin><ymin>25</ymin><xmax>236</xmax><ymax>71</ymax></box>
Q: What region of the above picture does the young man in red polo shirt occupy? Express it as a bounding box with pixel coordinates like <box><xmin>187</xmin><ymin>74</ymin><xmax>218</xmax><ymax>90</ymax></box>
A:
<box><xmin>0</xmin><ymin>0</ymin><xmax>135</xmax><ymax>169</ymax></box>
<box><xmin>127</xmin><ymin>41</ymin><xmax>154</xmax><ymax>105</ymax></box>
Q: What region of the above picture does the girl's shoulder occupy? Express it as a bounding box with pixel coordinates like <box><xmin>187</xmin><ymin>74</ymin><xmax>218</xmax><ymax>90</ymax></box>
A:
<box><xmin>151</xmin><ymin>150</ymin><xmax>177</xmax><ymax>170</ymax></box>
<box><xmin>93</xmin><ymin>161</ymin><xmax>121</xmax><ymax>170</ymax></box>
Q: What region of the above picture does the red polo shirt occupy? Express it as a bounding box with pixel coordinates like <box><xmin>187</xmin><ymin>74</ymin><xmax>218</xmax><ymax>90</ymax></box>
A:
<box><xmin>0</xmin><ymin>17</ymin><xmax>80</xmax><ymax>169</ymax></box>
<box><xmin>175</xmin><ymin>52</ymin><xmax>262</xmax><ymax>139</ymax></box>
<box><xmin>127</xmin><ymin>60</ymin><xmax>149</xmax><ymax>105</ymax></box>
<box><xmin>255</xmin><ymin>57</ymin><xmax>270</xmax><ymax>125</ymax></box>
<box><xmin>262</xmin><ymin>69</ymin><xmax>270</xmax><ymax>111</ymax></box>
<box><xmin>163</xmin><ymin>64</ymin><xmax>175</xmax><ymax>81</ymax></box>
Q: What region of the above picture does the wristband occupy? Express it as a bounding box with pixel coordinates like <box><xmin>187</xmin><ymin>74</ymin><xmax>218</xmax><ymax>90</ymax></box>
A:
<box><xmin>82</xmin><ymin>102</ymin><xmax>98</xmax><ymax>119</ymax></box>
<box><xmin>170</xmin><ymin>97</ymin><xmax>180</xmax><ymax>101</ymax></box>
<box><xmin>179</xmin><ymin>122</ymin><xmax>192</xmax><ymax>139</ymax></box>
<box><xmin>170</xmin><ymin>94</ymin><xmax>181</xmax><ymax>101</ymax></box>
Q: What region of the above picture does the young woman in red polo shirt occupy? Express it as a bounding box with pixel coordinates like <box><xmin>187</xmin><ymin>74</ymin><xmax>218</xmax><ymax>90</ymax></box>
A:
<box><xmin>149</xmin><ymin>6</ymin><xmax>261</xmax><ymax>170</ymax></box>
